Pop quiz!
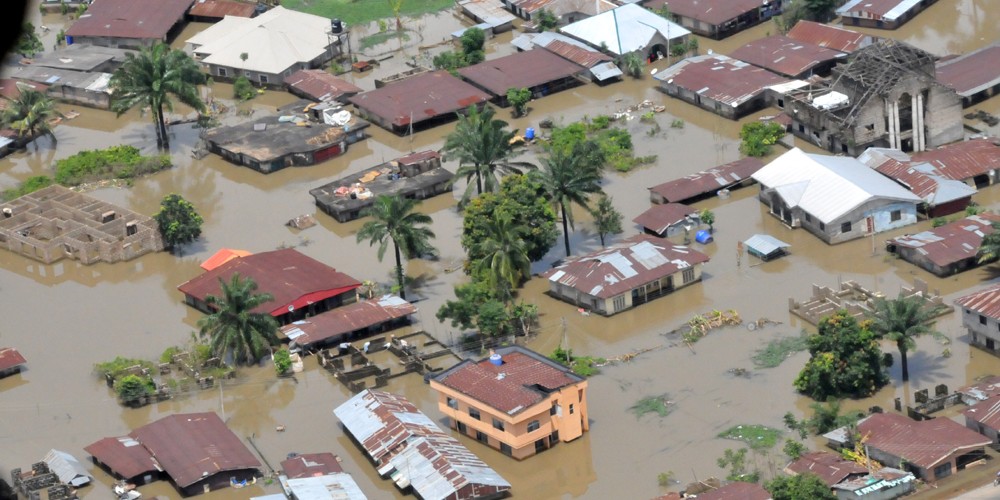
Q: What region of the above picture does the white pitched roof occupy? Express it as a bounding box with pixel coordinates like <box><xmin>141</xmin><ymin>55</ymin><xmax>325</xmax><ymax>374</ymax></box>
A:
<box><xmin>187</xmin><ymin>6</ymin><xmax>332</xmax><ymax>74</ymax></box>
<box><xmin>560</xmin><ymin>3</ymin><xmax>689</xmax><ymax>56</ymax></box>
<box><xmin>752</xmin><ymin>148</ymin><xmax>921</xmax><ymax>223</ymax></box>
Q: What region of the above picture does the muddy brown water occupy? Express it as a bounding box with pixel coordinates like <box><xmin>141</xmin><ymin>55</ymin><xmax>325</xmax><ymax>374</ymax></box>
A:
<box><xmin>2</xmin><ymin>1</ymin><xmax>1000</xmax><ymax>498</ymax></box>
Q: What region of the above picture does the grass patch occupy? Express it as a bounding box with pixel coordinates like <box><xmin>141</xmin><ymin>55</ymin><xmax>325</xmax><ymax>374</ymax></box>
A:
<box><xmin>630</xmin><ymin>394</ymin><xmax>674</xmax><ymax>419</ymax></box>
<box><xmin>2</xmin><ymin>175</ymin><xmax>54</xmax><ymax>200</ymax></box>
<box><xmin>55</xmin><ymin>145</ymin><xmax>171</xmax><ymax>187</ymax></box>
<box><xmin>718</xmin><ymin>424</ymin><xmax>781</xmax><ymax>450</ymax></box>
<box><xmin>281</xmin><ymin>0</ymin><xmax>453</xmax><ymax>27</ymax></box>
<box><xmin>359</xmin><ymin>30</ymin><xmax>412</xmax><ymax>50</ymax></box>
<box><xmin>752</xmin><ymin>334</ymin><xmax>810</xmax><ymax>368</ymax></box>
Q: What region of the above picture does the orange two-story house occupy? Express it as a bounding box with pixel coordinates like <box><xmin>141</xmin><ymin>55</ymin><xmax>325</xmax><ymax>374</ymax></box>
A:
<box><xmin>430</xmin><ymin>346</ymin><xmax>589</xmax><ymax>460</ymax></box>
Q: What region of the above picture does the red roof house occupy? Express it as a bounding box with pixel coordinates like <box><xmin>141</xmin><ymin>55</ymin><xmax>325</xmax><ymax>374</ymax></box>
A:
<box><xmin>964</xmin><ymin>395</ymin><xmax>1000</xmax><ymax>442</ymax></box>
<box><xmin>349</xmin><ymin>71</ymin><xmax>490</xmax><ymax>134</ymax></box>
<box><xmin>644</xmin><ymin>0</ymin><xmax>783</xmax><ymax>39</ymax></box>
<box><xmin>887</xmin><ymin>214</ymin><xmax>1000</xmax><ymax>276</ymax></box>
<box><xmin>200</xmin><ymin>248</ymin><xmax>252</xmax><ymax>271</ymax></box>
<box><xmin>936</xmin><ymin>43</ymin><xmax>1000</xmax><ymax>105</ymax></box>
<box><xmin>694</xmin><ymin>482</ymin><xmax>772</xmax><ymax>500</ymax></box>
<box><xmin>911</xmin><ymin>138</ymin><xmax>1000</xmax><ymax>185</ymax></box>
<box><xmin>855</xmin><ymin>412</ymin><xmax>990</xmax><ymax>481</ymax></box>
<box><xmin>280</xmin><ymin>452</ymin><xmax>343</xmax><ymax>479</ymax></box>
<box><xmin>86</xmin><ymin>412</ymin><xmax>260</xmax><ymax>495</ymax></box>
<box><xmin>0</xmin><ymin>347</ymin><xmax>27</xmax><ymax>376</ymax></box>
<box><xmin>956</xmin><ymin>284</ymin><xmax>1000</xmax><ymax>357</ymax></box>
<box><xmin>285</xmin><ymin>69</ymin><xmax>363</xmax><ymax>104</ymax></box>
<box><xmin>542</xmin><ymin>234</ymin><xmax>709</xmax><ymax>315</ymax></box>
<box><xmin>188</xmin><ymin>0</ymin><xmax>258</xmax><ymax>22</ymax></box>
<box><xmin>729</xmin><ymin>35</ymin><xmax>846</xmax><ymax>78</ymax></box>
<box><xmin>633</xmin><ymin>203</ymin><xmax>699</xmax><ymax>237</ymax></box>
<box><xmin>178</xmin><ymin>248</ymin><xmax>361</xmax><ymax>325</ymax></box>
<box><xmin>278</xmin><ymin>294</ymin><xmax>416</xmax><ymax>348</ymax></box>
<box><xmin>649</xmin><ymin>157</ymin><xmax>765</xmax><ymax>204</ymax></box>
<box><xmin>458</xmin><ymin>50</ymin><xmax>584</xmax><ymax>106</ymax></box>
<box><xmin>653</xmin><ymin>54</ymin><xmax>790</xmax><ymax>119</ymax></box>
<box><xmin>786</xmin><ymin>20</ymin><xmax>873</xmax><ymax>53</ymax></box>
<box><xmin>66</xmin><ymin>0</ymin><xmax>196</xmax><ymax>48</ymax></box>
<box><xmin>784</xmin><ymin>451</ymin><xmax>867</xmax><ymax>486</ymax></box>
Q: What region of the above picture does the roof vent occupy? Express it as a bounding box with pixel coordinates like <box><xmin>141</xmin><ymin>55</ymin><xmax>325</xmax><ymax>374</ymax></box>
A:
<box><xmin>496</xmin><ymin>373</ymin><xmax>506</xmax><ymax>380</ymax></box>
<box><xmin>488</xmin><ymin>349</ymin><xmax>502</xmax><ymax>366</ymax></box>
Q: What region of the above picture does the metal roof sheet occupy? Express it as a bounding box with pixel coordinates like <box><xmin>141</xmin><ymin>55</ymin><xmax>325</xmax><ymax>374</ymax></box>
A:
<box><xmin>458</xmin><ymin>50</ymin><xmax>584</xmax><ymax>97</ymax></box>
<box><xmin>857</xmin><ymin>412</ymin><xmax>990</xmax><ymax>470</ymax></box>
<box><xmin>785</xmin><ymin>451</ymin><xmax>867</xmax><ymax>486</ymax></box>
<box><xmin>786</xmin><ymin>20</ymin><xmax>871</xmax><ymax>53</ymax></box>
<box><xmin>541</xmin><ymin>234</ymin><xmax>709</xmax><ymax>299</ymax></box>
<box><xmin>349</xmin><ymin>71</ymin><xmax>490</xmax><ymax>129</ymax></box>
<box><xmin>0</xmin><ymin>347</ymin><xmax>26</xmax><ymax>371</ymax></box>
<box><xmin>43</xmin><ymin>450</ymin><xmax>91</xmax><ymax>487</ymax></box>
<box><xmin>189</xmin><ymin>0</ymin><xmax>257</xmax><ymax>19</ymax></box>
<box><xmin>458</xmin><ymin>0</ymin><xmax>517</xmax><ymax>27</ymax></box>
<box><xmin>956</xmin><ymin>283</ymin><xmax>1000</xmax><ymax>319</ymax></box>
<box><xmin>649</xmin><ymin>157</ymin><xmax>765</xmax><ymax>203</ymax></box>
<box><xmin>645</xmin><ymin>0</ymin><xmax>770</xmax><ymax>26</ymax></box>
<box><xmin>836</xmin><ymin>0</ymin><xmax>922</xmax><ymax>21</ymax></box>
<box><xmin>744</xmin><ymin>234</ymin><xmax>790</xmax><ymax>256</ymax></box>
<box><xmin>752</xmin><ymin>148</ymin><xmax>921</xmax><ymax>224</ymax></box>
<box><xmin>285</xmin><ymin>70</ymin><xmax>363</xmax><ymax>103</ymax></box>
<box><xmin>84</xmin><ymin>436</ymin><xmax>159</xmax><ymax>480</ymax></box>
<box><xmin>694</xmin><ymin>482</ymin><xmax>772</xmax><ymax>500</ymax></box>
<box><xmin>859</xmin><ymin>148</ymin><xmax>978</xmax><ymax>205</ymax></box>
<box><xmin>654</xmin><ymin>54</ymin><xmax>789</xmax><ymax>107</ymax></box>
<box><xmin>936</xmin><ymin>44</ymin><xmax>1000</xmax><ymax>97</ymax></box>
<box><xmin>278</xmin><ymin>295</ymin><xmax>416</xmax><ymax>346</ymax></box>
<box><xmin>590</xmin><ymin>61</ymin><xmax>623</xmax><ymax>81</ymax></box>
<box><xmin>912</xmin><ymin>138</ymin><xmax>1000</xmax><ymax>182</ymax></box>
<box><xmin>560</xmin><ymin>4</ymin><xmax>689</xmax><ymax>56</ymax></box>
<box><xmin>632</xmin><ymin>203</ymin><xmax>696</xmax><ymax>235</ymax></box>
<box><xmin>67</xmin><ymin>0</ymin><xmax>195</xmax><ymax>40</ymax></box>
<box><xmin>729</xmin><ymin>35</ymin><xmax>846</xmax><ymax>78</ymax></box>
<box><xmin>963</xmin><ymin>395</ymin><xmax>1000</xmax><ymax>432</ymax></box>
<box><xmin>280</xmin><ymin>453</ymin><xmax>344</xmax><ymax>479</ymax></box>
<box><xmin>286</xmin><ymin>473</ymin><xmax>368</xmax><ymax>500</ymax></box>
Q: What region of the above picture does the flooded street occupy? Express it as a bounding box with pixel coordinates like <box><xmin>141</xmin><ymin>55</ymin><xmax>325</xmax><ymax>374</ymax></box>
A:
<box><xmin>2</xmin><ymin>1</ymin><xmax>1000</xmax><ymax>499</ymax></box>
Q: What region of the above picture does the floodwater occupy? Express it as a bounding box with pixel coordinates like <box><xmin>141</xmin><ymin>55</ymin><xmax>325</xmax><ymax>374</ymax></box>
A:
<box><xmin>2</xmin><ymin>1</ymin><xmax>1000</xmax><ymax>499</ymax></box>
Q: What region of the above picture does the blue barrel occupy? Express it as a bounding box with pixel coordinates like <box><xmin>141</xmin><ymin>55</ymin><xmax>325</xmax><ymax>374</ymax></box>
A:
<box><xmin>525</xmin><ymin>127</ymin><xmax>535</xmax><ymax>140</ymax></box>
<box><xmin>65</xmin><ymin>35</ymin><xmax>74</xmax><ymax>45</ymax></box>
<box><xmin>695</xmin><ymin>230</ymin><xmax>713</xmax><ymax>244</ymax></box>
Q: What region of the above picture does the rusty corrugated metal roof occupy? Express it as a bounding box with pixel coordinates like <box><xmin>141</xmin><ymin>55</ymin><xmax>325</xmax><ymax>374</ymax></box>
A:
<box><xmin>785</xmin><ymin>451</ymin><xmax>868</xmax><ymax>486</ymax></box>
<box><xmin>349</xmin><ymin>71</ymin><xmax>490</xmax><ymax>129</ymax></box>
<box><xmin>730</xmin><ymin>35</ymin><xmax>846</xmax><ymax>78</ymax></box>
<box><xmin>654</xmin><ymin>54</ymin><xmax>789</xmax><ymax>108</ymax></box>
<box><xmin>649</xmin><ymin>157</ymin><xmax>765</xmax><ymax>203</ymax></box>
<box><xmin>890</xmin><ymin>214</ymin><xmax>999</xmax><ymax>269</ymax></box>
<box><xmin>458</xmin><ymin>50</ymin><xmax>584</xmax><ymax>97</ymax></box>
<box><xmin>84</xmin><ymin>436</ymin><xmax>158</xmax><ymax>480</ymax></box>
<box><xmin>956</xmin><ymin>284</ymin><xmax>1000</xmax><ymax>319</ymax></box>
<box><xmin>280</xmin><ymin>452</ymin><xmax>343</xmax><ymax>479</ymax></box>
<box><xmin>541</xmin><ymin>234</ymin><xmax>709</xmax><ymax>299</ymax></box>
<box><xmin>858</xmin><ymin>412</ymin><xmax>990</xmax><ymax>470</ymax></box>
<box><xmin>645</xmin><ymin>0</ymin><xmax>766</xmax><ymax>25</ymax></box>
<box><xmin>694</xmin><ymin>482</ymin><xmax>772</xmax><ymax>500</ymax></box>
<box><xmin>177</xmin><ymin>248</ymin><xmax>361</xmax><ymax>316</ymax></box>
<box><xmin>541</xmin><ymin>39</ymin><xmax>611</xmax><ymax>68</ymax></box>
<box><xmin>936</xmin><ymin>44</ymin><xmax>1000</xmax><ymax>97</ymax></box>
<box><xmin>786</xmin><ymin>20</ymin><xmax>871</xmax><ymax>53</ymax></box>
<box><xmin>913</xmin><ymin>138</ymin><xmax>1000</xmax><ymax>181</ymax></box>
<box><xmin>963</xmin><ymin>395</ymin><xmax>1000</xmax><ymax>431</ymax></box>
<box><xmin>432</xmin><ymin>346</ymin><xmax>584</xmax><ymax>415</ymax></box>
<box><xmin>130</xmin><ymin>412</ymin><xmax>261</xmax><ymax>488</ymax></box>
<box><xmin>189</xmin><ymin>0</ymin><xmax>257</xmax><ymax>19</ymax></box>
<box><xmin>285</xmin><ymin>70</ymin><xmax>363</xmax><ymax>103</ymax></box>
<box><xmin>632</xmin><ymin>203</ymin><xmax>696</xmax><ymax>235</ymax></box>
<box><xmin>279</xmin><ymin>295</ymin><xmax>415</xmax><ymax>346</ymax></box>
<box><xmin>0</xmin><ymin>347</ymin><xmax>26</xmax><ymax>371</ymax></box>
<box><xmin>67</xmin><ymin>0</ymin><xmax>196</xmax><ymax>40</ymax></box>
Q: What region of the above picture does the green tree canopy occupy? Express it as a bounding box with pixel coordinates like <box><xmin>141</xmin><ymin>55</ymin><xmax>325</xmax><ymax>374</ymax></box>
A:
<box><xmin>444</xmin><ymin>105</ymin><xmax>534</xmax><ymax>204</ymax></box>
<box><xmin>197</xmin><ymin>273</ymin><xmax>279</xmax><ymax>364</ymax></box>
<box><xmin>867</xmin><ymin>294</ymin><xmax>940</xmax><ymax>382</ymax></box>
<box><xmin>591</xmin><ymin>194</ymin><xmax>623</xmax><ymax>247</ymax></box>
<box><xmin>978</xmin><ymin>222</ymin><xmax>1000</xmax><ymax>263</ymax></box>
<box><xmin>739</xmin><ymin>121</ymin><xmax>785</xmax><ymax>157</ymax></box>
<box><xmin>506</xmin><ymin>87</ymin><xmax>531</xmax><ymax>118</ymax></box>
<box><xmin>2</xmin><ymin>89</ymin><xmax>61</xmax><ymax>148</ymax></box>
<box><xmin>461</xmin><ymin>174</ymin><xmax>558</xmax><ymax>264</ymax></box>
<box><xmin>154</xmin><ymin>194</ymin><xmax>204</xmax><ymax>252</ymax></box>
<box><xmin>115</xmin><ymin>374</ymin><xmax>155</xmax><ymax>406</ymax></box>
<box><xmin>622</xmin><ymin>52</ymin><xmax>644</xmax><ymax>78</ymax></box>
<box><xmin>110</xmin><ymin>42</ymin><xmax>206</xmax><ymax>148</ymax></box>
<box><xmin>16</xmin><ymin>23</ymin><xmax>44</xmax><ymax>57</ymax></box>
<box><xmin>534</xmin><ymin>141</ymin><xmax>605</xmax><ymax>256</ymax></box>
<box><xmin>469</xmin><ymin>213</ymin><xmax>531</xmax><ymax>295</ymax></box>
<box><xmin>766</xmin><ymin>473</ymin><xmax>837</xmax><ymax>500</ymax></box>
<box><xmin>356</xmin><ymin>195</ymin><xmax>436</xmax><ymax>300</ymax></box>
<box><xmin>794</xmin><ymin>310</ymin><xmax>889</xmax><ymax>400</ymax></box>
<box><xmin>536</xmin><ymin>9</ymin><xmax>558</xmax><ymax>31</ymax></box>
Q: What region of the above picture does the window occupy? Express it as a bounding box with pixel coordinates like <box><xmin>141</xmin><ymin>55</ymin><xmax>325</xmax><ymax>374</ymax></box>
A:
<box><xmin>841</xmin><ymin>221</ymin><xmax>852</xmax><ymax>233</ymax></box>
<box><xmin>777</xmin><ymin>98</ymin><xmax>784</xmax><ymax>108</ymax></box>
<box><xmin>469</xmin><ymin>407</ymin><xmax>481</xmax><ymax>420</ymax></box>
<box><xmin>551</xmin><ymin>404</ymin><xmax>561</xmax><ymax>416</ymax></box>
<box><xmin>569</xmin><ymin>404</ymin><xmax>575</xmax><ymax>415</ymax></box>
<box><xmin>218</xmin><ymin>67</ymin><xmax>228</xmax><ymax>77</ymax></box>
<box><xmin>933</xmin><ymin>462</ymin><xmax>952</xmax><ymax>479</ymax></box>
<box><xmin>492</xmin><ymin>418</ymin><xmax>505</xmax><ymax>431</ymax></box>
<box><xmin>798</xmin><ymin>124</ymin><xmax>805</xmax><ymax>133</ymax></box>
<box><xmin>476</xmin><ymin>431</ymin><xmax>488</xmax><ymax>443</ymax></box>
<box><xmin>613</xmin><ymin>295</ymin><xmax>626</xmax><ymax>312</ymax></box>
<box><xmin>890</xmin><ymin>210</ymin><xmax>901</xmax><ymax>222</ymax></box>
<box><xmin>527</xmin><ymin>420</ymin><xmax>540</xmax><ymax>432</ymax></box>
<box><xmin>804</xmin><ymin>213</ymin><xmax>811</xmax><ymax>223</ymax></box>
<box><xmin>259</xmin><ymin>74</ymin><xmax>269</xmax><ymax>84</ymax></box>
<box><xmin>980</xmin><ymin>314</ymin><xmax>987</xmax><ymax>325</ymax></box>
<box><xmin>819</xmin><ymin>222</ymin><xmax>825</xmax><ymax>231</ymax></box>
<box><xmin>500</xmin><ymin>442</ymin><xmax>512</xmax><ymax>456</ymax></box>
<box><xmin>682</xmin><ymin>267</ymin><xmax>695</xmax><ymax>283</ymax></box>
<box><xmin>446</xmin><ymin>397</ymin><xmax>457</xmax><ymax>410</ymax></box>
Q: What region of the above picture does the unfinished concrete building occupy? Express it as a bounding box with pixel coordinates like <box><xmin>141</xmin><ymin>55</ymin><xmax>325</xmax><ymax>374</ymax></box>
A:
<box><xmin>0</xmin><ymin>185</ymin><xmax>164</xmax><ymax>264</ymax></box>
<box><xmin>776</xmin><ymin>39</ymin><xmax>963</xmax><ymax>156</ymax></box>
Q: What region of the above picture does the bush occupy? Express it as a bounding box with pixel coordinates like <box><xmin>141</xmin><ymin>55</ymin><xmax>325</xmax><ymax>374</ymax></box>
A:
<box><xmin>739</xmin><ymin>121</ymin><xmax>785</xmax><ymax>157</ymax></box>
<box><xmin>3</xmin><ymin>175</ymin><xmax>53</xmax><ymax>200</ymax></box>
<box><xmin>233</xmin><ymin>76</ymin><xmax>255</xmax><ymax>100</ymax></box>
<box><xmin>273</xmin><ymin>348</ymin><xmax>292</xmax><ymax>375</ymax></box>
<box><xmin>115</xmin><ymin>374</ymin><xmax>155</xmax><ymax>405</ymax></box>
<box><xmin>160</xmin><ymin>346</ymin><xmax>180</xmax><ymax>365</ymax></box>
<box><xmin>54</xmin><ymin>146</ymin><xmax>171</xmax><ymax>186</ymax></box>
<box><xmin>95</xmin><ymin>356</ymin><xmax>154</xmax><ymax>379</ymax></box>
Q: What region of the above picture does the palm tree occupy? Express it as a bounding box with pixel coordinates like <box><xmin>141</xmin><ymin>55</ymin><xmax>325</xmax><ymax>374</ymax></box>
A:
<box><xmin>109</xmin><ymin>42</ymin><xmax>206</xmax><ymax>149</ymax></box>
<box><xmin>978</xmin><ymin>222</ymin><xmax>1000</xmax><ymax>264</ymax></box>
<box><xmin>197</xmin><ymin>273</ymin><xmax>279</xmax><ymax>365</ymax></box>
<box><xmin>356</xmin><ymin>195</ymin><xmax>436</xmax><ymax>300</ymax></box>
<box><xmin>2</xmin><ymin>89</ymin><xmax>61</xmax><ymax>149</ymax></box>
<box><xmin>443</xmin><ymin>105</ymin><xmax>534</xmax><ymax>206</ymax></box>
<box><xmin>535</xmin><ymin>145</ymin><xmax>604</xmax><ymax>256</ymax></box>
<box><xmin>470</xmin><ymin>213</ymin><xmax>531</xmax><ymax>298</ymax></box>
<box><xmin>867</xmin><ymin>294</ymin><xmax>939</xmax><ymax>382</ymax></box>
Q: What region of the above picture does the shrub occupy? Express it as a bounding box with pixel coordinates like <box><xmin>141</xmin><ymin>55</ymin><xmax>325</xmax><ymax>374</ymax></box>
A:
<box><xmin>739</xmin><ymin>121</ymin><xmax>785</xmax><ymax>157</ymax></box>
<box><xmin>160</xmin><ymin>346</ymin><xmax>181</xmax><ymax>365</ymax></box>
<box><xmin>274</xmin><ymin>348</ymin><xmax>292</xmax><ymax>375</ymax></box>
<box><xmin>115</xmin><ymin>374</ymin><xmax>155</xmax><ymax>405</ymax></box>
<box><xmin>95</xmin><ymin>356</ymin><xmax>154</xmax><ymax>379</ymax></box>
<box><xmin>3</xmin><ymin>175</ymin><xmax>53</xmax><ymax>200</ymax></box>
<box><xmin>54</xmin><ymin>145</ymin><xmax>170</xmax><ymax>186</ymax></box>
<box><xmin>233</xmin><ymin>76</ymin><xmax>255</xmax><ymax>100</ymax></box>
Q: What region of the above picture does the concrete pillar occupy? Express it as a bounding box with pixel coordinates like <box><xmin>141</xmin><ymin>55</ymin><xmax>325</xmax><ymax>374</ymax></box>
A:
<box><xmin>893</xmin><ymin>101</ymin><xmax>901</xmax><ymax>150</ymax></box>
<box><xmin>911</xmin><ymin>94</ymin><xmax>920</xmax><ymax>152</ymax></box>
<box><xmin>916</xmin><ymin>93</ymin><xmax>926</xmax><ymax>151</ymax></box>
<box><xmin>886</xmin><ymin>99</ymin><xmax>896</xmax><ymax>149</ymax></box>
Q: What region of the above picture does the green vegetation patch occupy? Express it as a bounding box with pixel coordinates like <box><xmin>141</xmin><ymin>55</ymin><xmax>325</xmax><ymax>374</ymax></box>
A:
<box><xmin>95</xmin><ymin>356</ymin><xmax>156</xmax><ymax>379</ymax></box>
<box><xmin>630</xmin><ymin>394</ymin><xmax>674</xmax><ymax>419</ymax></box>
<box><xmin>752</xmin><ymin>334</ymin><xmax>810</xmax><ymax>368</ymax></box>
<box><xmin>281</xmin><ymin>0</ymin><xmax>453</xmax><ymax>27</ymax></box>
<box><xmin>550</xmin><ymin>346</ymin><xmax>605</xmax><ymax>377</ymax></box>
<box><xmin>359</xmin><ymin>29</ymin><xmax>412</xmax><ymax>50</ymax></box>
<box><xmin>55</xmin><ymin>145</ymin><xmax>171</xmax><ymax>186</ymax></box>
<box><xmin>718</xmin><ymin>424</ymin><xmax>781</xmax><ymax>450</ymax></box>
<box><xmin>2</xmin><ymin>175</ymin><xmax>54</xmax><ymax>200</ymax></box>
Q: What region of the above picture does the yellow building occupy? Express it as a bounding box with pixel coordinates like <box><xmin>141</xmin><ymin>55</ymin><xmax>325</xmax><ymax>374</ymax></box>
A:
<box><xmin>429</xmin><ymin>346</ymin><xmax>589</xmax><ymax>460</ymax></box>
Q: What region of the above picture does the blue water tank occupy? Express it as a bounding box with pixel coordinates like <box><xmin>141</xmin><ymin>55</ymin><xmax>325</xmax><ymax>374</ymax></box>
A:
<box><xmin>695</xmin><ymin>230</ymin><xmax>713</xmax><ymax>244</ymax></box>
<box><xmin>489</xmin><ymin>353</ymin><xmax>503</xmax><ymax>366</ymax></box>
<box><xmin>65</xmin><ymin>35</ymin><xmax>74</xmax><ymax>45</ymax></box>
<box><xmin>525</xmin><ymin>127</ymin><xmax>535</xmax><ymax>140</ymax></box>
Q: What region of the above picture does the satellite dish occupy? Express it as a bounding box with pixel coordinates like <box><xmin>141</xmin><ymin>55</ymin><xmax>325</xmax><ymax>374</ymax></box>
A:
<box><xmin>288</xmin><ymin>304</ymin><xmax>295</xmax><ymax>312</ymax></box>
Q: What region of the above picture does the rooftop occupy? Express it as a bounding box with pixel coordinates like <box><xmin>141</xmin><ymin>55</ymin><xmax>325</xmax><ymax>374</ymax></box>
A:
<box><xmin>177</xmin><ymin>248</ymin><xmax>361</xmax><ymax>316</ymax></box>
<box><xmin>936</xmin><ymin>44</ymin><xmax>1000</xmax><ymax>97</ymax></box>
<box><xmin>458</xmin><ymin>50</ymin><xmax>584</xmax><ymax>97</ymax></box>
<box><xmin>910</xmin><ymin>138</ymin><xmax>1000</xmax><ymax>181</ymax></box>
<box><xmin>0</xmin><ymin>347</ymin><xmax>26</xmax><ymax>372</ymax></box>
<box><xmin>857</xmin><ymin>412</ymin><xmax>991</xmax><ymax>469</ymax></box>
<box><xmin>432</xmin><ymin>346</ymin><xmax>584</xmax><ymax>415</ymax></box>
<box><xmin>648</xmin><ymin>157</ymin><xmax>765</xmax><ymax>203</ymax></box>
<box><xmin>888</xmin><ymin>214</ymin><xmax>1000</xmax><ymax>268</ymax></box>
<box><xmin>286</xmin><ymin>474</ymin><xmax>368</xmax><ymax>500</ymax></box>
<box><xmin>348</xmin><ymin>71</ymin><xmax>490</xmax><ymax>129</ymax></box>
<box><xmin>189</xmin><ymin>0</ymin><xmax>258</xmax><ymax>19</ymax></box>
<box><xmin>285</xmin><ymin>69</ymin><xmax>363</xmax><ymax>103</ymax></box>
<box><xmin>30</xmin><ymin>44</ymin><xmax>134</xmax><ymax>72</ymax></box>
<box><xmin>694</xmin><ymin>482</ymin><xmax>772</xmax><ymax>500</ymax></box>
<box><xmin>84</xmin><ymin>436</ymin><xmax>159</xmax><ymax>480</ymax></box>
<box><xmin>858</xmin><ymin>147</ymin><xmax>977</xmax><ymax>205</ymax></box>
<box><xmin>837</xmin><ymin>0</ymin><xmax>923</xmax><ymax>21</ymax></box>
<box><xmin>511</xmin><ymin>0</ymin><xmax>615</xmax><ymax>17</ymax></box>
<box><xmin>752</xmin><ymin>148</ymin><xmax>922</xmax><ymax>224</ymax></box>
<box><xmin>43</xmin><ymin>449</ymin><xmax>91</xmax><ymax>487</ymax></box>
<box><xmin>958</xmin><ymin>376</ymin><xmax>1000</xmax><ymax>403</ymax></box>
<box><xmin>964</xmin><ymin>395</ymin><xmax>1000</xmax><ymax>430</ymax></box>
<box><xmin>542</xmin><ymin>234</ymin><xmax>710</xmax><ymax>299</ymax></box>
<box><xmin>200</xmin><ymin>248</ymin><xmax>252</xmax><ymax>271</ymax></box>
<box><xmin>632</xmin><ymin>203</ymin><xmax>697</xmax><ymax>235</ymax></box>
<box><xmin>279</xmin><ymin>295</ymin><xmax>416</xmax><ymax>347</ymax></box>
<box><xmin>956</xmin><ymin>284</ymin><xmax>1000</xmax><ymax>320</ymax></box>
<box><xmin>786</xmin><ymin>20</ymin><xmax>872</xmax><ymax>53</ymax></box>
<box><xmin>653</xmin><ymin>54</ymin><xmax>790</xmax><ymax>108</ymax></box>
<box><xmin>458</xmin><ymin>0</ymin><xmax>517</xmax><ymax>27</ymax></box>
<box><xmin>785</xmin><ymin>451</ymin><xmax>867</xmax><ymax>486</ymax></box>
<box><xmin>729</xmin><ymin>35</ymin><xmax>846</xmax><ymax>78</ymax></box>
<box><xmin>201</xmin><ymin>112</ymin><xmax>368</xmax><ymax>164</ymax></box>
<box><xmin>560</xmin><ymin>4</ymin><xmax>690</xmax><ymax>56</ymax></box>
<box><xmin>280</xmin><ymin>452</ymin><xmax>343</xmax><ymax>479</ymax></box>
<box><xmin>11</xmin><ymin>65</ymin><xmax>112</xmax><ymax>93</ymax></box>
<box><xmin>67</xmin><ymin>0</ymin><xmax>195</xmax><ymax>40</ymax></box>
<box><xmin>644</xmin><ymin>0</ymin><xmax>770</xmax><ymax>25</ymax></box>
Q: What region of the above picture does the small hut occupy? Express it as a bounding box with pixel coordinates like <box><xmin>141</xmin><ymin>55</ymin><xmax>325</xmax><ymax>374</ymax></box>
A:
<box><xmin>744</xmin><ymin>234</ymin><xmax>790</xmax><ymax>261</ymax></box>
